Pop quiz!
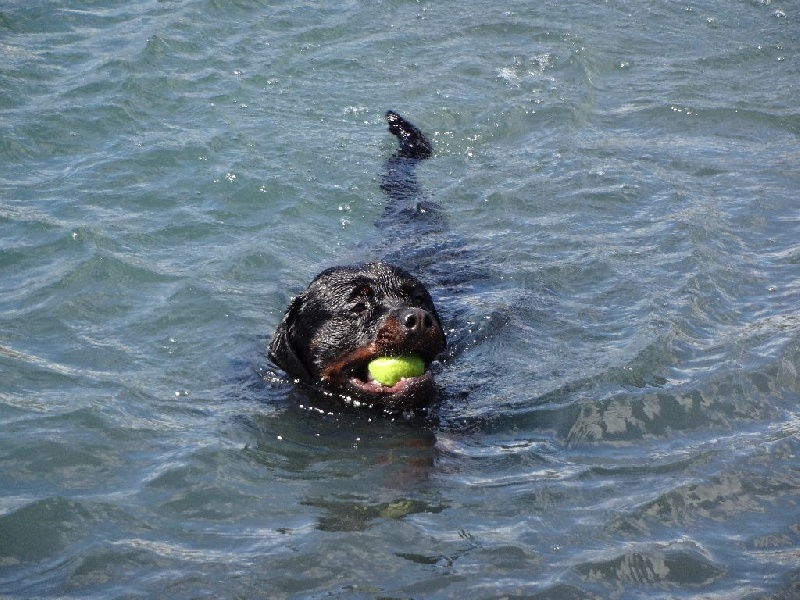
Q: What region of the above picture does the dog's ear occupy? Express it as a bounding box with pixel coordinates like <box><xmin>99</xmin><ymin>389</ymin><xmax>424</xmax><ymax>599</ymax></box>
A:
<box><xmin>268</xmin><ymin>294</ymin><xmax>312</xmax><ymax>382</ymax></box>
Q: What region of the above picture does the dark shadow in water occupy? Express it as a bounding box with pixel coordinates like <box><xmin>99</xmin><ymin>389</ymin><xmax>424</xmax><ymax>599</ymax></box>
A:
<box><xmin>233</xmin><ymin>359</ymin><xmax>448</xmax><ymax>532</ymax></box>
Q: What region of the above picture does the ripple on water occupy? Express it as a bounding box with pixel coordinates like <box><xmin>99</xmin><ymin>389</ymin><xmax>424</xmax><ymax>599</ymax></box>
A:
<box><xmin>571</xmin><ymin>541</ymin><xmax>725</xmax><ymax>587</ymax></box>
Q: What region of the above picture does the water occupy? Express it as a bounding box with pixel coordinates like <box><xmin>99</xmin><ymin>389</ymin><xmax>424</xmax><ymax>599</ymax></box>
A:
<box><xmin>1</xmin><ymin>0</ymin><xmax>799</xmax><ymax>597</ymax></box>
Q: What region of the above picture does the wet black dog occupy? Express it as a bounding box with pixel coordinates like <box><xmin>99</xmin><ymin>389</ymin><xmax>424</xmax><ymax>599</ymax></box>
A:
<box><xmin>268</xmin><ymin>112</ymin><xmax>446</xmax><ymax>412</ymax></box>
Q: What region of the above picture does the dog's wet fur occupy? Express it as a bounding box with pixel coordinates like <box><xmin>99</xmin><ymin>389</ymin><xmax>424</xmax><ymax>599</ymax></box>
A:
<box><xmin>268</xmin><ymin>112</ymin><xmax>446</xmax><ymax>412</ymax></box>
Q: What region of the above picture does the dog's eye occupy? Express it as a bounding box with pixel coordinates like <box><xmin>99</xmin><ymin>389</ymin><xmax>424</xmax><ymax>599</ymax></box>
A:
<box><xmin>351</xmin><ymin>301</ymin><xmax>369</xmax><ymax>315</ymax></box>
<box><xmin>348</xmin><ymin>284</ymin><xmax>373</xmax><ymax>315</ymax></box>
<box><xmin>411</xmin><ymin>290</ymin><xmax>430</xmax><ymax>308</ymax></box>
<box><xmin>402</xmin><ymin>282</ymin><xmax>430</xmax><ymax>307</ymax></box>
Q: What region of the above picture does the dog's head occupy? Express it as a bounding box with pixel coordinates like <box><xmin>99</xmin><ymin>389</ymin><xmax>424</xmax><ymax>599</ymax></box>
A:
<box><xmin>268</xmin><ymin>262</ymin><xmax>446</xmax><ymax>411</ymax></box>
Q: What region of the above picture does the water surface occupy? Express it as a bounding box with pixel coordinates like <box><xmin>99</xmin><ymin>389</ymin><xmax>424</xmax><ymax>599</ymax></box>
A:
<box><xmin>1</xmin><ymin>0</ymin><xmax>799</xmax><ymax>598</ymax></box>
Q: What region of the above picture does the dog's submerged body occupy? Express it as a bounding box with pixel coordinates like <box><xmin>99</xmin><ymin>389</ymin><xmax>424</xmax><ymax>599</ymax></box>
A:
<box><xmin>268</xmin><ymin>112</ymin><xmax>447</xmax><ymax>412</ymax></box>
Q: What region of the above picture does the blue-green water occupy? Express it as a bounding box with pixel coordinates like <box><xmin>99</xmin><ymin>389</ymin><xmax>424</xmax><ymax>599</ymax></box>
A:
<box><xmin>2</xmin><ymin>0</ymin><xmax>799</xmax><ymax>598</ymax></box>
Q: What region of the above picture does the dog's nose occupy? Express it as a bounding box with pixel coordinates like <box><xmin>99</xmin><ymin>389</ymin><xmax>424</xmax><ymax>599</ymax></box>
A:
<box><xmin>400</xmin><ymin>307</ymin><xmax>435</xmax><ymax>335</ymax></box>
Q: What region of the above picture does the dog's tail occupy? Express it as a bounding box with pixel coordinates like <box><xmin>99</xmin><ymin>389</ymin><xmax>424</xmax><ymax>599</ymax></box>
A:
<box><xmin>386</xmin><ymin>110</ymin><xmax>433</xmax><ymax>159</ymax></box>
<box><xmin>381</xmin><ymin>111</ymin><xmax>434</xmax><ymax>206</ymax></box>
<box><xmin>375</xmin><ymin>111</ymin><xmax>451</xmax><ymax>282</ymax></box>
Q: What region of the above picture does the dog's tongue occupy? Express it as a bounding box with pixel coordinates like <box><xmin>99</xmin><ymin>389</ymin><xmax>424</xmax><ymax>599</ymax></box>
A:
<box><xmin>349</xmin><ymin>374</ymin><xmax>414</xmax><ymax>394</ymax></box>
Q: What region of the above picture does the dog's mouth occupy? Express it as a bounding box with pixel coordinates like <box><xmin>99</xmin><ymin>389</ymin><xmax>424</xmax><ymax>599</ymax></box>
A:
<box><xmin>346</xmin><ymin>357</ymin><xmax>433</xmax><ymax>395</ymax></box>
<box><xmin>321</xmin><ymin>347</ymin><xmax>439</xmax><ymax>410</ymax></box>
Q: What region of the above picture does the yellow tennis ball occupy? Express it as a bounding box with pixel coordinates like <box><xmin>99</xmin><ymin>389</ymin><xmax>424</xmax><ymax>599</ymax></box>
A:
<box><xmin>367</xmin><ymin>355</ymin><xmax>425</xmax><ymax>386</ymax></box>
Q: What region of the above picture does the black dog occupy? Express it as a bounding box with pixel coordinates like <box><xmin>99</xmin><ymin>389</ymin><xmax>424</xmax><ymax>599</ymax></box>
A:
<box><xmin>268</xmin><ymin>112</ymin><xmax>446</xmax><ymax>412</ymax></box>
